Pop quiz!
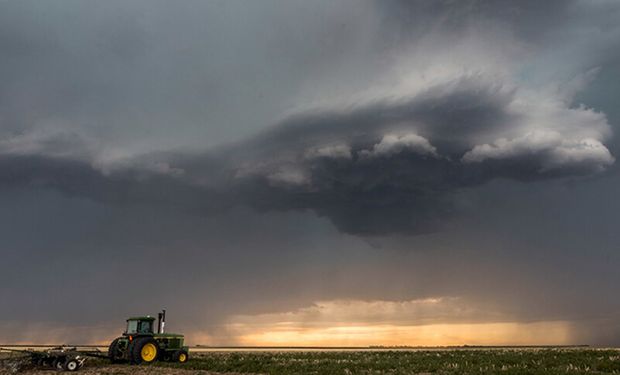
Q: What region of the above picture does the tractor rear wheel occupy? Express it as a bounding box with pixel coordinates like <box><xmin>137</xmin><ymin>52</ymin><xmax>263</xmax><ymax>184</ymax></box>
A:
<box><xmin>131</xmin><ymin>337</ymin><xmax>160</xmax><ymax>364</ymax></box>
<box><xmin>108</xmin><ymin>338</ymin><xmax>123</xmax><ymax>363</ymax></box>
<box><xmin>173</xmin><ymin>350</ymin><xmax>189</xmax><ymax>363</ymax></box>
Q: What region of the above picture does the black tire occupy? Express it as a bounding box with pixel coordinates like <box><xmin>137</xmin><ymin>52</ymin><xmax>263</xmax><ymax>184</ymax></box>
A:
<box><xmin>173</xmin><ymin>350</ymin><xmax>189</xmax><ymax>363</ymax></box>
<box><xmin>63</xmin><ymin>358</ymin><xmax>79</xmax><ymax>372</ymax></box>
<box><xmin>108</xmin><ymin>337</ymin><xmax>123</xmax><ymax>363</ymax></box>
<box><xmin>130</xmin><ymin>337</ymin><xmax>160</xmax><ymax>365</ymax></box>
<box><xmin>53</xmin><ymin>358</ymin><xmax>64</xmax><ymax>371</ymax></box>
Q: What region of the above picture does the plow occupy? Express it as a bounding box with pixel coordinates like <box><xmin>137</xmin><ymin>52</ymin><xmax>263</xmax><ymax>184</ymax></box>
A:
<box><xmin>0</xmin><ymin>346</ymin><xmax>103</xmax><ymax>372</ymax></box>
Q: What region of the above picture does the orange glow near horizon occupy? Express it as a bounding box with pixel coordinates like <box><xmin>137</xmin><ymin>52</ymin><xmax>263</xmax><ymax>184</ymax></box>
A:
<box><xmin>203</xmin><ymin>299</ymin><xmax>576</xmax><ymax>347</ymax></box>
<box><xmin>225</xmin><ymin>321</ymin><xmax>573</xmax><ymax>347</ymax></box>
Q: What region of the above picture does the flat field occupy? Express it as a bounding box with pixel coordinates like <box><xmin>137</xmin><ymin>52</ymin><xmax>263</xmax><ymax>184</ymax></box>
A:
<box><xmin>3</xmin><ymin>348</ymin><xmax>620</xmax><ymax>374</ymax></box>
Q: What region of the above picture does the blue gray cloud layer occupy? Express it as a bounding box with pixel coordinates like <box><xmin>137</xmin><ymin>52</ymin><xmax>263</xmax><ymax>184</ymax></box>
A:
<box><xmin>1</xmin><ymin>0</ymin><xmax>620</xmax><ymax>344</ymax></box>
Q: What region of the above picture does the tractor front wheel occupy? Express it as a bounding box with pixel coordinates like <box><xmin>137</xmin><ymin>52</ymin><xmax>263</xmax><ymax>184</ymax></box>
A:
<box><xmin>131</xmin><ymin>337</ymin><xmax>160</xmax><ymax>364</ymax></box>
<box><xmin>173</xmin><ymin>350</ymin><xmax>189</xmax><ymax>363</ymax></box>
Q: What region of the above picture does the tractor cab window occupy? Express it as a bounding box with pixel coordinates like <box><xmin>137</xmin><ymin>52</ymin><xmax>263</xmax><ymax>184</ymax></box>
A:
<box><xmin>126</xmin><ymin>319</ymin><xmax>153</xmax><ymax>334</ymax></box>
<box><xmin>139</xmin><ymin>320</ymin><xmax>153</xmax><ymax>333</ymax></box>
<box><xmin>126</xmin><ymin>320</ymin><xmax>138</xmax><ymax>334</ymax></box>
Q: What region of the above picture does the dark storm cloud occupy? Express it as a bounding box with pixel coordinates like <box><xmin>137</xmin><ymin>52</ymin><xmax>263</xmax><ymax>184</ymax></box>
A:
<box><xmin>0</xmin><ymin>76</ymin><xmax>613</xmax><ymax>234</ymax></box>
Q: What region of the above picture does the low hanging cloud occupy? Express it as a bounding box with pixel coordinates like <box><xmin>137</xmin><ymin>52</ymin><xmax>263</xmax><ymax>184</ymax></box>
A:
<box><xmin>0</xmin><ymin>74</ymin><xmax>613</xmax><ymax>235</ymax></box>
<box><xmin>462</xmin><ymin>131</ymin><xmax>614</xmax><ymax>173</ymax></box>
<box><xmin>361</xmin><ymin>133</ymin><xmax>438</xmax><ymax>158</ymax></box>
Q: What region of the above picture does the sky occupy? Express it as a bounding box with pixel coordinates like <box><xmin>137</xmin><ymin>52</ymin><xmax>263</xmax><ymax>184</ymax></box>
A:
<box><xmin>1</xmin><ymin>0</ymin><xmax>620</xmax><ymax>346</ymax></box>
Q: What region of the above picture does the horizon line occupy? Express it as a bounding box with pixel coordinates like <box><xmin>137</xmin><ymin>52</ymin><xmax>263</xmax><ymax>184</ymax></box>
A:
<box><xmin>1</xmin><ymin>344</ymin><xmax>593</xmax><ymax>349</ymax></box>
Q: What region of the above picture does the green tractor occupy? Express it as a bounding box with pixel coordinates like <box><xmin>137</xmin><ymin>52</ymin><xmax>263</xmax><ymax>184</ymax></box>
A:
<box><xmin>108</xmin><ymin>310</ymin><xmax>189</xmax><ymax>364</ymax></box>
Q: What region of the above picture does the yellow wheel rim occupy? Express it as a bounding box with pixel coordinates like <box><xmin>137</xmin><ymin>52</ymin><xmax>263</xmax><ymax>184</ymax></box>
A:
<box><xmin>179</xmin><ymin>353</ymin><xmax>187</xmax><ymax>362</ymax></box>
<box><xmin>141</xmin><ymin>343</ymin><xmax>157</xmax><ymax>362</ymax></box>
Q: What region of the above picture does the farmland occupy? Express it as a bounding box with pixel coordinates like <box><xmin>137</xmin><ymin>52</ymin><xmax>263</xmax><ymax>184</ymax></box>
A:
<box><xmin>3</xmin><ymin>348</ymin><xmax>620</xmax><ymax>374</ymax></box>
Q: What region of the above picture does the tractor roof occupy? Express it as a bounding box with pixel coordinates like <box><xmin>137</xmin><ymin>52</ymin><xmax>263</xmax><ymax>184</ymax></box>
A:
<box><xmin>127</xmin><ymin>316</ymin><xmax>156</xmax><ymax>321</ymax></box>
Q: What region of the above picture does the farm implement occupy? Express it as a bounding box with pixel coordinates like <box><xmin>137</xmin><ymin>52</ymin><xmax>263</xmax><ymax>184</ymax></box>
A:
<box><xmin>0</xmin><ymin>346</ymin><xmax>104</xmax><ymax>371</ymax></box>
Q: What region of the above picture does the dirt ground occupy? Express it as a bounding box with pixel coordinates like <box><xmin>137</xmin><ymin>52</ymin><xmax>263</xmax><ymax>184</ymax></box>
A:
<box><xmin>0</xmin><ymin>355</ymin><xmax>248</xmax><ymax>375</ymax></box>
<box><xmin>4</xmin><ymin>348</ymin><xmax>620</xmax><ymax>374</ymax></box>
<box><xmin>0</xmin><ymin>364</ymin><xmax>248</xmax><ymax>375</ymax></box>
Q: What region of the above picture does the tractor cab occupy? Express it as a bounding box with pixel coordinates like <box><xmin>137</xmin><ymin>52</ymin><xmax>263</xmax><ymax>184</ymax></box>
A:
<box><xmin>125</xmin><ymin>316</ymin><xmax>155</xmax><ymax>335</ymax></box>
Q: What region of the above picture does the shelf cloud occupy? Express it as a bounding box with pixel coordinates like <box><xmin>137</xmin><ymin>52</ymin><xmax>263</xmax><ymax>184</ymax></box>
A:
<box><xmin>1</xmin><ymin>75</ymin><xmax>613</xmax><ymax>235</ymax></box>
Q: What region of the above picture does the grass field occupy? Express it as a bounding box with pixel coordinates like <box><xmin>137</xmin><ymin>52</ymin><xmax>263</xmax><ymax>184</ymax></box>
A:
<box><xmin>155</xmin><ymin>349</ymin><xmax>620</xmax><ymax>374</ymax></box>
<box><xmin>3</xmin><ymin>348</ymin><xmax>620</xmax><ymax>374</ymax></box>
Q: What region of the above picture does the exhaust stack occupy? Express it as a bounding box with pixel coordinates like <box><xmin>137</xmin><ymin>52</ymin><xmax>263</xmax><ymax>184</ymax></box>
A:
<box><xmin>158</xmin><ymin>309</ymin><xmax>166</xmax><ymax>334</ymax></box>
